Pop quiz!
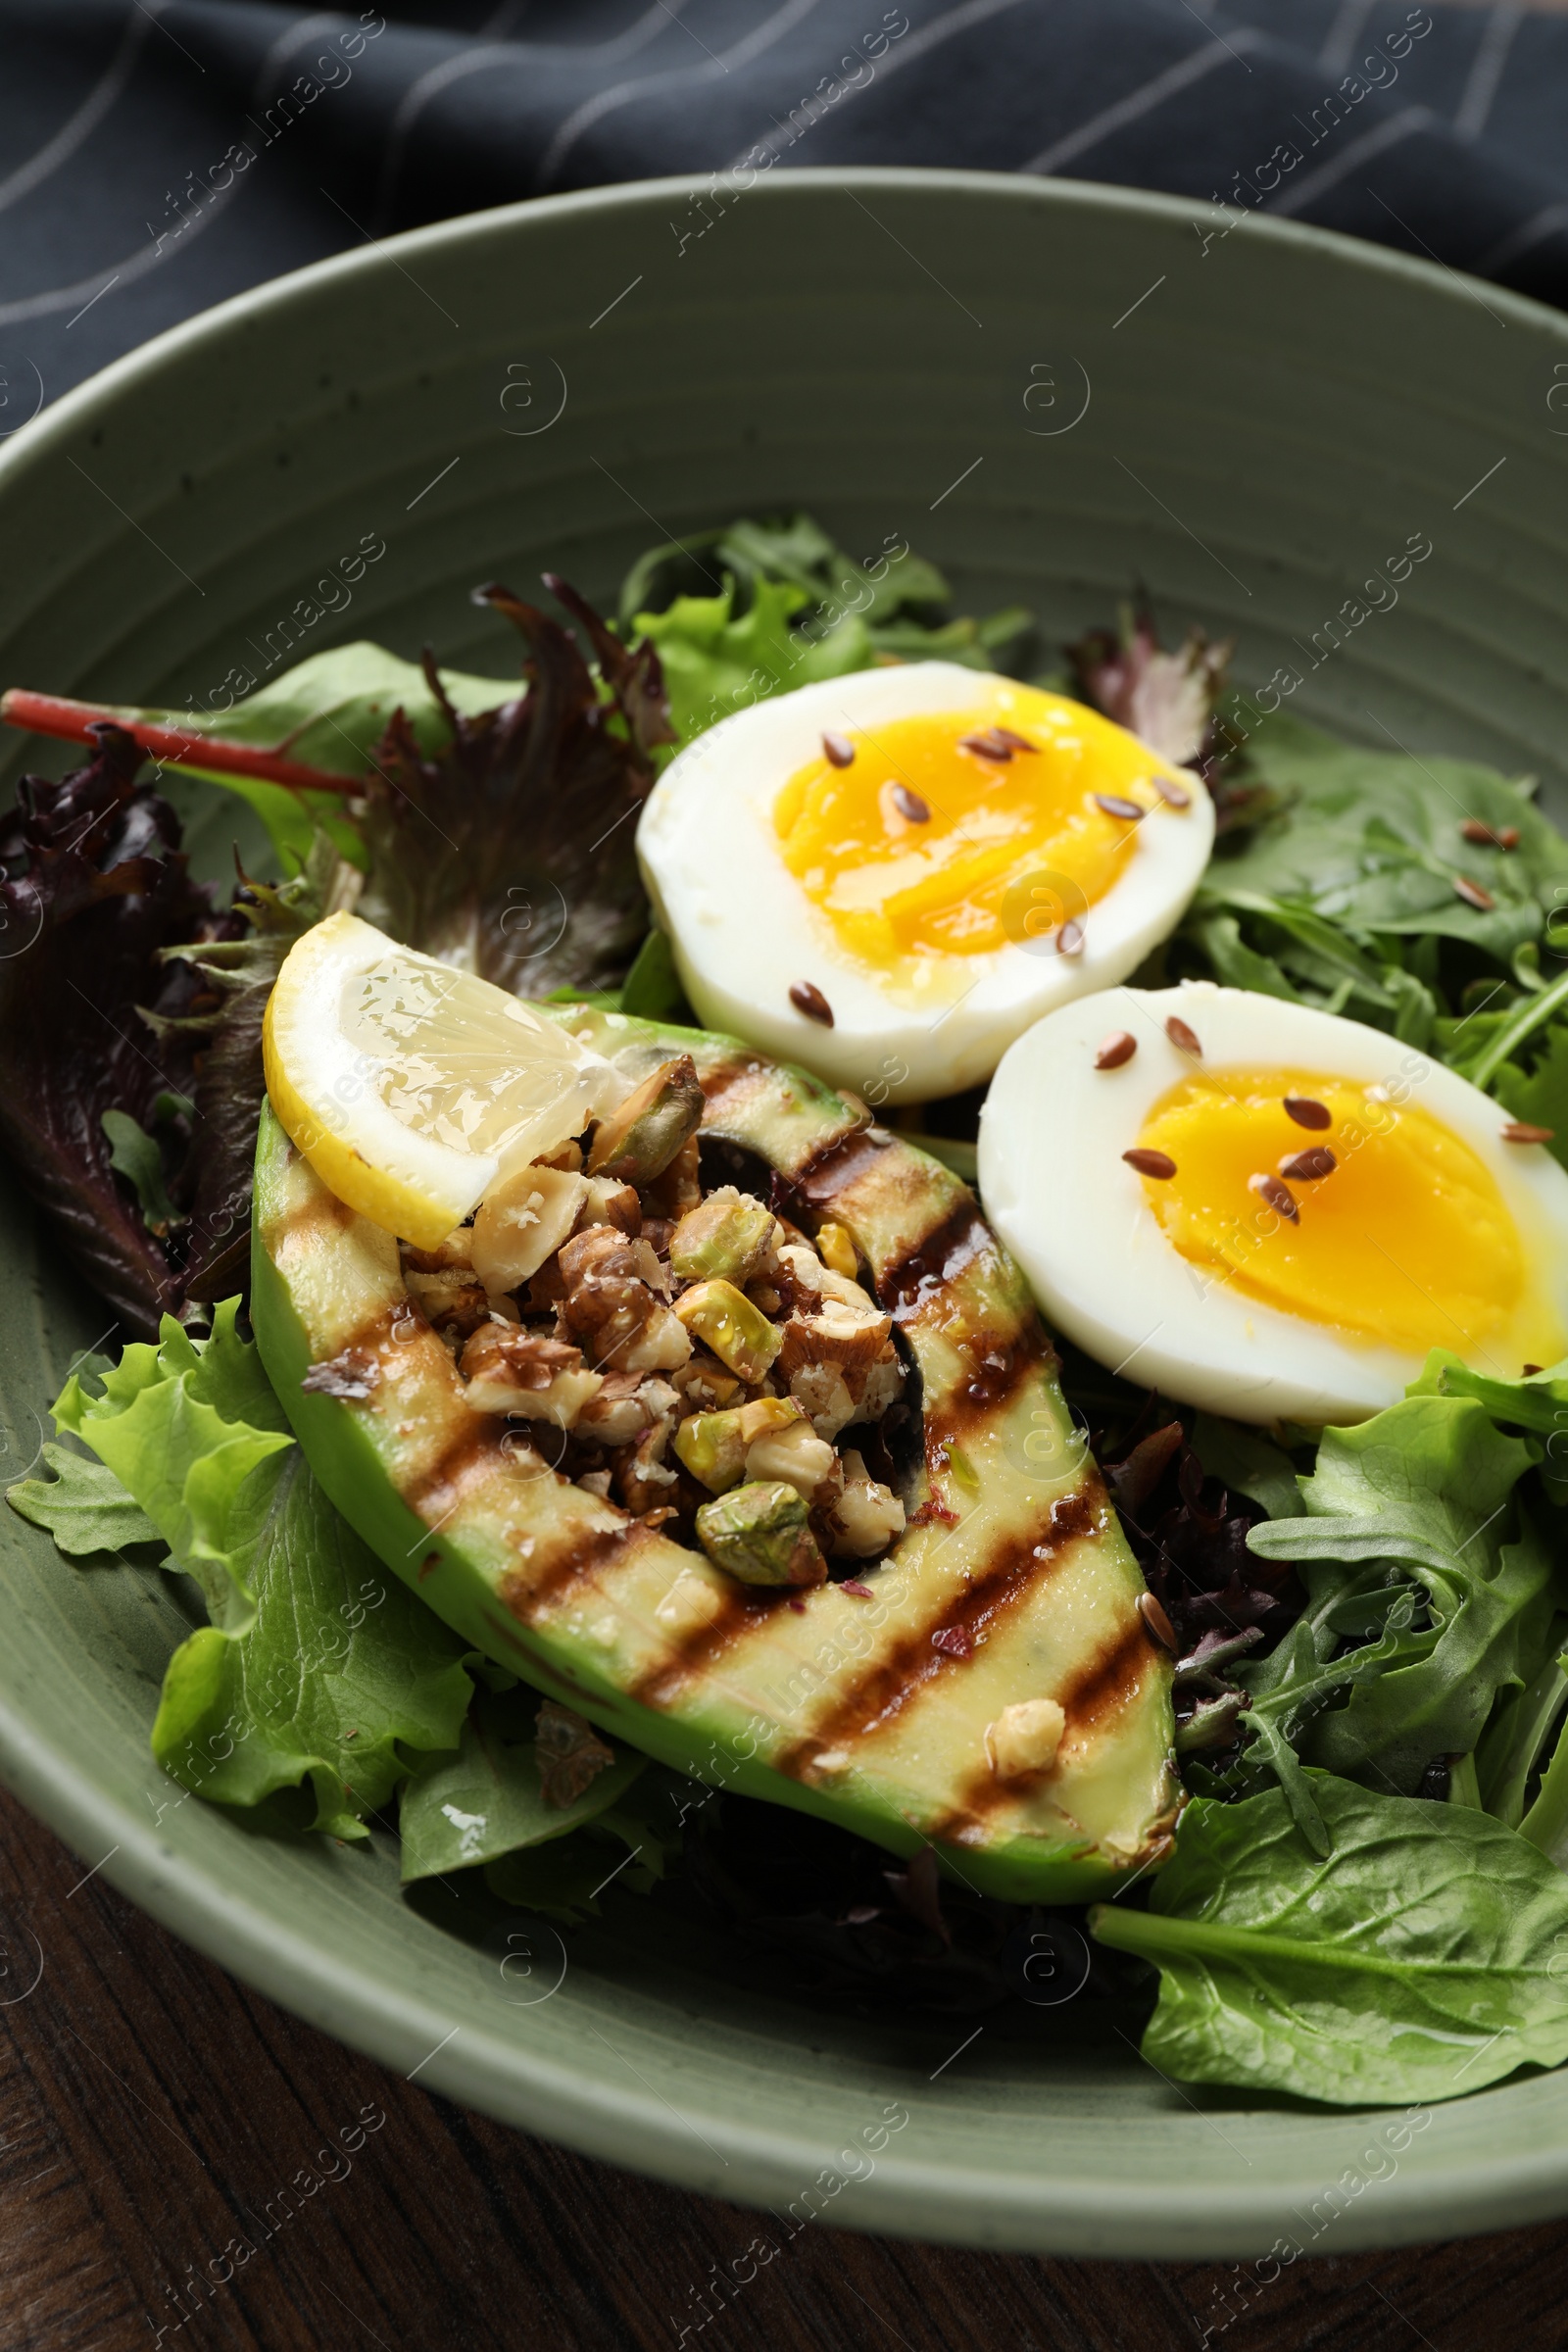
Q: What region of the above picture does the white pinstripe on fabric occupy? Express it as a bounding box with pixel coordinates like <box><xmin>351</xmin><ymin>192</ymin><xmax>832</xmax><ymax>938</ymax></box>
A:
<box><xmin>372</xmin><ymin>3</ymin><xmax>674</xmax><ymax>222</ymax></box>
<box><xmin>1020</xmin><ymin>33</ymin><xmax>1260</xmax><ymax>178</ymax></box>
<box><xmin>1453</xmin><ymin>4</ymin><xmax>1524</xmax><ymax>143</ymax></box>
<box><xmin>0</xmin><ymin>0</ymin><xmax>152</xmax><ymax>220</ymax></box>
<box><xmin>1266</xmin><ymin>105</ymin><xmax>1433</xmax><ymax>218</ymax></box>
<box><xmin>537</xmin><ymin>0</ymin><xmax>825</xmax><ymax>189</ymax></box>
<box><xmin>725</xmin><ymin>0</ymin><xmax>1035</xmax><ymax>174</ymax></box>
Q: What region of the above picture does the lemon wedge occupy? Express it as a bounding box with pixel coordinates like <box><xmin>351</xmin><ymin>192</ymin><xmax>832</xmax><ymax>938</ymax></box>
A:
<box><xmin>262</xmin><ymin>911</ymin><xmax>622</xmax><ymax>1247</ymax></box>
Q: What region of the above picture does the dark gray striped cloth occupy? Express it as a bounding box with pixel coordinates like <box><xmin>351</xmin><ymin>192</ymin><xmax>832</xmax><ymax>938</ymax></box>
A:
<box><xmin>0</xmin><ymin>1</ymin><xmax>1564</xmax><ymax>411</ymax></box>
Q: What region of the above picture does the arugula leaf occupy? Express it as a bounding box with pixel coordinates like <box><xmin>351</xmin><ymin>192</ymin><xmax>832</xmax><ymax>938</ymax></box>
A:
<box><xmin>1247</xmin><ymin>1397</ymin><xmax>1558</xmax><ymax>1792</ymax></box>
<box><xmin>399</xmin><ymin>1686</ymin><xmax>645</xmax><ymax>1882</ymax></box>
<box><xmin>1492</xmin><ymin>1016</ymin><xmax>1568</xmax><ymax>1175</ymax></box>
<box><xmin>7</xmin><ymin>1442</ymin><xmax>158</xmax><ymax>1556</ymax></box>
<box><xmin>101</xmin><ymin>1108</ymin><xmax>183</xmax><ymax>1238</ymax></box>
<box><xmin>1090</xmin><ymin>1775</ymin><xmax>1568</xmax><ymax>2105</ymax></box>
<box><xmin>1190</xmin><ymin>1413</ymin><xmax>1301</xmax><ymax>1521</ymax></box>
<box><xmin>619</xmin><ymin>511</ymin><xmax>948</xmax><ymax>642</ymax></box>
<box><xmin>48</xmin><ymin>1300</ymin><xmax>473</xmax><ymax>1836</ymax></box>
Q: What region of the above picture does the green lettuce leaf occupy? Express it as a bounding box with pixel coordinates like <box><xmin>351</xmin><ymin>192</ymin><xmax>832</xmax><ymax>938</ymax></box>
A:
<box><xmin>634</xmin><ymin>576</ymin><xmax>871</xmax><ymax>745</ymax></box>
<box><xmin>399</xmin><ymin>1687</ymin><xmax>646</xmax><ymax>1883</ymax></box>
<box><xmin>48</xmin><ymin>1300</ymin><xmax>472</xmax><ymax>1837</ymax></box>
<box><xmin>7</xmin><ymin>1443</ymin><xmax>159</xmax><ymax>1556</ymax></box>
<box><xmin>624</xmin><ymin>511</ymin><xmax>1035</xmax><ymax>745</ymax></box>
<box><xmin>1246</xmin><ymin>1396</ymin><xmax>1558</xmax><ymax>1794</ymax></box>
<box><xmin>1090</xmin><ymin>1775</ymin><xmax>1568</xmax><ymax>2105</ymax></box>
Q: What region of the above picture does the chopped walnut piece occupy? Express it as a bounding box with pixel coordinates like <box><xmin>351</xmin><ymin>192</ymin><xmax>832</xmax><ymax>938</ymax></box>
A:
<box><xmin>743</xmin><ymin>1410</ymin><xmax>838</xmax><ymax>1502</ymax></box>
<box><xmin>579</xmin><ymin>1174</ymin><xmax>642</xmax><ymax>1235</ymax></box>
<box><xmin>576</xmin><ymin>1370</ymin><xmax>672</xmax><ymax>1448</ymax></box>
<box><xmin>787</xmin><ymin>1362</ymin><xmax>858</xmax><ymax>1442</ymax></box>
<box><xmin>535</xmin><ymin>1701</ymin><xmax>615</xmax><ymax>1807</ymax></box>
<box><xmin>612</xmin><ymin>1424</ymin><xmax>682</xmax><ymax>1515</ymax></box>
<box><xmin>817</xmin><ymin>1448</ymin><xmax>906</xmax><ymax>1559</ymax></box>
<box><xmin>557</xmin><ymin>1225</ymin><xmax>692</xmax><ymax>1374</ymax></box>
<box><xmin>403</xmin><ymin>1267</ymin><xmax>492</xmax><ymax>1340</ymax></box>
<box><xmin>459</xmin><ymin>1323</ymin><xmax>604</xmax><ymax>1428</ymax></box>
<box><xmin>775</xmin><ymin>1263</ymin><xmax>900</xmax><ymax>1439</ymax></box>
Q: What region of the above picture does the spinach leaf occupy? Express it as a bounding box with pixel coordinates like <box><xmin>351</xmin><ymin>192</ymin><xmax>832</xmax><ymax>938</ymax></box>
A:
<box><xmin>1090</xmin><ymin>1775</ymin><xmax>1568</xmax><ymax>2105</ymax></box>
<box><xmin>1207</xmin><ymin>712</ymin><xmax>1568</xmax><ymax>946</ymax></box>
<box><xmin>482</xmin><ymin>1767</ymin><xmax>687</xmax><ymax>1924</ymax></box>
<box><xmin>399</xmin><ymin>1686</ymin><xmax>645</xmax><ymax>1883</ymax></box>
<box><xmin>130</xmin><ymin>642</ymin><xmax>514</xmax><ymax>875</ymax></box>
<box><xmin>1246</xmin><ymin>1397</ymin><xmax>1557</xmax><ymax>1793</ymax></box>
<box><xmin>47</xmin><ymin>1301</ymin><xmax>473</xmax><ymax>1837</ymax></box>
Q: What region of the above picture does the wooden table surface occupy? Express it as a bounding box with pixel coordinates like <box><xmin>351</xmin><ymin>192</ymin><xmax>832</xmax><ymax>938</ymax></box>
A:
<box><xmin>0</xmin><ymin>1786</ymin><xmax>1561</xmax><ymax>2352</ymax></box>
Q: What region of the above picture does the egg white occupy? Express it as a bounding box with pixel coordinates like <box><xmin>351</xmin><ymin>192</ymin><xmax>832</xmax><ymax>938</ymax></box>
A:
<box><xmin>636</xmin><ymin>662</ymin><xmax>1216</xmax><ymax>1103</ymax></box>
<box><xmin>978</xmin><ymin>980</ymin><xmax>1568</xmax><ymax>1427</ymax></box>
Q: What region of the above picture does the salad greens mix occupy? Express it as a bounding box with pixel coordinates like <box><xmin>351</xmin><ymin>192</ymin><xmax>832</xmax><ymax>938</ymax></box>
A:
<box><xmin>10</xmin><ymin>512</ymin><xmax>1568</xmax><ymax>2109</ymax></box>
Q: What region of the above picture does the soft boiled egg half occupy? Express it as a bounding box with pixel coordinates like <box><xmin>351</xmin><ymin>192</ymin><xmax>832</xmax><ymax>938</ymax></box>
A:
<box><xmin>979</xmin><ymin>981</ymin><xmax>1568</xmax><ymax>1426</ymax></box>
<box><xmin>637</xmin><ymin>662</ymin><xmax>1214</xmax><ymax>1102</ymax></box>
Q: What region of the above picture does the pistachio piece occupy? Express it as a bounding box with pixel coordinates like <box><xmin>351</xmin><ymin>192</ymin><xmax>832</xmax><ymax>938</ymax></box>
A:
<box><xmin>471</xmin><ymin>1162</ymin><xmax>589</xmax><ymax>1297</ymax></box>
<box><xmin>695</xmin><ymin>1480</ymin><xmax>827</xmax><ymax>1588</ymax></box>
<box><xmin>673</xmin><ymin>1278</ymin><xmax>782</xmax><ymax>1384</ymax></box>
<box><xmin>673</xmin><ymin>1396</ymin><xmax>804</xmax><ymax>1494</ymax></box>
<box><xmin>669</xmin><ymin>1185</ymin><xmax>778</xmax><ymax>1288</ymax></box>
<box><xmin>815</xmin><ymin>1221</ymin><xmax>858</xmax><ymax>1281</ymax></box>
<box><xmin>586</xmin><ymin>1053</ymin><xmax>704</xmax><ymax>1185</ymax></box>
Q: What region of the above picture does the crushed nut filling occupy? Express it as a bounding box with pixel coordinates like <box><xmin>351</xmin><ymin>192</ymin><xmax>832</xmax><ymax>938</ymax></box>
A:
<box><xmin>393</xmin><ymin>1054</ymin><xmax>910</xmax><ymax>1586</ymax></box>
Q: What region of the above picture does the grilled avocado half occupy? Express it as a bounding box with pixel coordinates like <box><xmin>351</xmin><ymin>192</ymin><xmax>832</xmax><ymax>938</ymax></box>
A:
<box><xmin>251</xmin><ymin>1004</ymin><xmax>1177</xmax><ymax>1901</ymax></box>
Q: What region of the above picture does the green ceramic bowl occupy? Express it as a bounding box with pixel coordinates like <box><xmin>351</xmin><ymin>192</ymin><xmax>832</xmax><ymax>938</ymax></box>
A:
<box><xmin>2</xmin><ymin>170</ymin><xmax>1567</xmax><ymax>2260</ymax></box>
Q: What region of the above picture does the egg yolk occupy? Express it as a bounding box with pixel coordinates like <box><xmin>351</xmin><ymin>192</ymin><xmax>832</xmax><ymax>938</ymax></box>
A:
<box><xmin>772</xmin><ymin>685</ymin><xmax>1183</xmax><ymax>995</ymax></box>
<box><xmin>1133</xmin><ymin>1067</ymin><xmax>1564</xmax><ymax>1367</ymax></box>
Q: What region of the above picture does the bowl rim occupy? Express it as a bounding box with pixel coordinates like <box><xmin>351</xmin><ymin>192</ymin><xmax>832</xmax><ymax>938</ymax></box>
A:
<box><xmin>6</xmin><ymin>165</ymin><xmax>1568</xmax><ymax>2259</ymax></box>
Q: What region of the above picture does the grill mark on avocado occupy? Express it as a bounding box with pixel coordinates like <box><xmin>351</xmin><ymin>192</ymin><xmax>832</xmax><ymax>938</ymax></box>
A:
<box><xmin>769</xmin><ymin>1482</ymin><xmax>1102</xmax><ymax>1781</ymax></box>
<box><xmin>627</xmin><ymin>1584</ymin><xmax>780</xmax><ymax>1708</ymax></box>
<box><xmin>503</xmin><ymin>1517</ymin><xmax>657</xmax><ymax>1619</ymax></box>
<box><xmin>879</xmin><ymin>1201</ymin><xmax>989</xmax><ymax>1321</ymax></box>
<box><xmin>270</xmin><ymin>1188</ymin><xmax>357</xmax><ymax>1258</ymax></box>
<box><xmin>930</xmin><ymin>1614</ymin><xmax>1159</xmax><ymax>1836</ymax></box>
<box><xmin>404</xmin><ymin>1426</ymin><xmax>511</xmax><ymax>1520</ymax></box>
